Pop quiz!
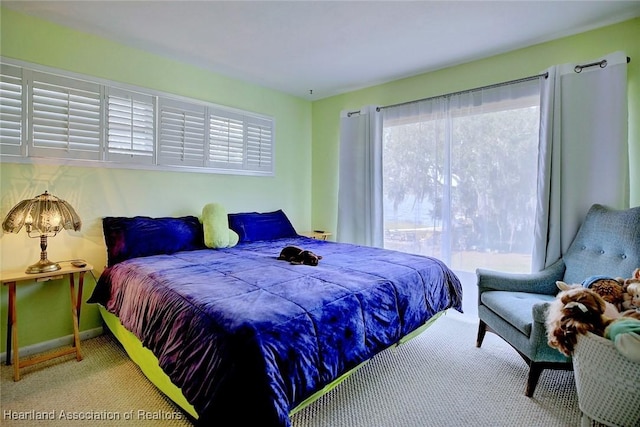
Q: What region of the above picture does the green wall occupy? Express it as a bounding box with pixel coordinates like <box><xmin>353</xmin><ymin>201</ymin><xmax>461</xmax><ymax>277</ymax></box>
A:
<box><xmin>310</xmin><ymin>18</ymin><xmax>640</xmax><ymax>234</ymax></box>
<box><xmin>0</xmin><ymin>8</ymin><xmax>312</xmax><ymax>351</ymax></box>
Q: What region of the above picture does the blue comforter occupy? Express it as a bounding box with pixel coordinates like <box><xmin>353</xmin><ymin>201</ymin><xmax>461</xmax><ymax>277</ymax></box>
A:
<box><xmin>90</xmin><ymin>237</ymin><xmax>462</xmax><ymax>426</ymax></box>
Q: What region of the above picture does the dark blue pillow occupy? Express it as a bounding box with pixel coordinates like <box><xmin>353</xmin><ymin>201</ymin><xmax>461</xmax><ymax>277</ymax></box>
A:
<box><xmin>103</xmin><ymin>216</ymin><xmax>205</xmax><ymax>266</ymax></box>
<box><xmin>228</xmin><ymin>210</ymin><xmax>298</xmax><ymax>243</ymax></box>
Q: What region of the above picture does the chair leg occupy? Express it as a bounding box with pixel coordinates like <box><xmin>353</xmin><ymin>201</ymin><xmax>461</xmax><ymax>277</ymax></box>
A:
<box><xmin>476</xmin><ymin>320</ymin><xmax>487</xmax><ymax>348</ymax></box>
<box><xmin>525</xmin><ymin>362</ymin><xmax>543</xmax><ymax>397</ymax></box>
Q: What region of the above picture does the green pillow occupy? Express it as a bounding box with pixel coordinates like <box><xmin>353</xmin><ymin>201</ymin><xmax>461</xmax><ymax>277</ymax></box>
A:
<box><xmin>202</xmin><ymin>203</ymin><xmax>239</xmax><ymax>248</ymax></box>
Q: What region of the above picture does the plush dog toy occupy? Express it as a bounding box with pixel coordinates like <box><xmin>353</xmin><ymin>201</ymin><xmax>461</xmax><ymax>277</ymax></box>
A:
<box><xmin>556</xmin><ymin>280</ymin><xmax>621</xmax><ymax>319</ymax></box>
<box><xmin>277</xmin><ymin>246</ymin><xmax>322</xmax><ymax>266</ymax></box>
<box><xmin>546</xmin><ymin>286</ymin><xmax>614</xmax><ymax>356</ymax></box>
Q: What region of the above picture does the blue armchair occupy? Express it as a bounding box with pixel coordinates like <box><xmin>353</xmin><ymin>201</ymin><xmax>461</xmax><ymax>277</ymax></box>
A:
<box><xmin>476</xmin><ymin>204</ymin><xmax>640</xmax><ymax>397</ymax></box>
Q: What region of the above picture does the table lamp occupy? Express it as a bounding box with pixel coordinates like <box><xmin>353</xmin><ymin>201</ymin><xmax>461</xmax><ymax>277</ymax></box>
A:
<box><xmin>2</xmin><ymin>191</ymin><xmax>82</xmax><ymax>274</ymax></box>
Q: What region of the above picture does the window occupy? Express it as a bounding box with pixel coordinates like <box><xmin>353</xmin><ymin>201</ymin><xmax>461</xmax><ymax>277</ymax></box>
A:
<box><xmin>0</xmin><ymin>59</ymin><xmax>275</xmax><ymax>176</ymax></box>
<box><xmin>209</xmin><ymin>109</ymin><xmax>245</xmax><ymax>168</ymax></box>
<box><xmin>106</xmin><ymin>87</ymin><xmax>155</xmax><ymax>164</ymax></box>
<box><xmin>382</xmin><ymin>79</ymin><xmax>541</xmax><ymax>273</ymax></box>
<box><xmin>0</xmin><ymin>64</ymin><xmax>24</xmax><ymax>156</ymax></box>
<box><xmin>158</xmin><ymin>98</ymin><xmax>207</xmax><ymax>168</ymax></box>
<box><xmin>29</xmin><ymin>71</ymin><xmax>103</xmax><ymax>161</ymax></box>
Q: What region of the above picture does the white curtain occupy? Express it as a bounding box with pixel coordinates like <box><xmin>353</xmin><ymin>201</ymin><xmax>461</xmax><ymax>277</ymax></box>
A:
<box><xmin>533</xmin><ymin>51</ymin><xmax>629</xmax><ymax>270</ymax></box>
<box><xmin>337</xmin><ymin>105</ymin><xmax>383</xmax><ymax>246</ymax></box>
<box><xmin>381</xmin><ymin>79</ymin><xmax>542</xmax><ymax>270</ymax></box>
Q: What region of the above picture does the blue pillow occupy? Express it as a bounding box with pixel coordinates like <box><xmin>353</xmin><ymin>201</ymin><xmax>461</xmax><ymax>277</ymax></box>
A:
<box><xmin>228</xmin><ymin>210</ymin><xmax>298</xmax><ymax>243</ymax></box>
<box><xmin>103</xmin><ymin>216</ymin><xmax>205</xmax><ymax>266</ymax></box>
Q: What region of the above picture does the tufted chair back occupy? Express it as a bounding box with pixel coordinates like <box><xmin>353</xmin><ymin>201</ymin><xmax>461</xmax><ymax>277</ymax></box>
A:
<box><xmin>563</xmin><ymin>204</ymin><xmax>640</xmax><ymax>284</ymax></box>
<box><xmin>476</xmin><ymin>203</ymin><xmax>640</xmax><ymax>397</ymax></box>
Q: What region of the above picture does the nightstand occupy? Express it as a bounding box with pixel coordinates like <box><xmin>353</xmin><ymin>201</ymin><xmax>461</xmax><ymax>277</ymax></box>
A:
<box><xmin>1</xmin><ymin>261</ymin><xmax>93</xmax><ymax>381</ymax></box>
<box><xmin>300</xmin><ymin>230</ymin><xmax>332</xmax><ymax>240</ymax></box>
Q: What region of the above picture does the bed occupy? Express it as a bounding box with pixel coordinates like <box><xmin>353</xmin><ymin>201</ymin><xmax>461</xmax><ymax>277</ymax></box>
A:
<box><xmin>88</xmin><ymin>211</ymin><xmax>463</xmax><ymax>426</ymax></box>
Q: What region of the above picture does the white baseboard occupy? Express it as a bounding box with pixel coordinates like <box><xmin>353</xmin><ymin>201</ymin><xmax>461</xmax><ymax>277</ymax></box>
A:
<box><xmin>0</xmin><ymin>327</ymin><xmax>104</xmax><ymax>363</ymax></box>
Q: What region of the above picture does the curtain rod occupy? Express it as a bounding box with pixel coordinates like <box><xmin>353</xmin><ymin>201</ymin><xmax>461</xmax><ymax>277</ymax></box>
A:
<box><xmin>378</xmin><ymin>55</ymin><xmax>631</xmax><ymax>112</ymax></box>
<box><xmin>378</xmin><ymin>72</ymin><xmax>547</xmax><ymax>111</ymax></box>
<box><xmin>574</xmin><ymin>55</ymin><xmax>631</xmax><ymax>73</ymax></box>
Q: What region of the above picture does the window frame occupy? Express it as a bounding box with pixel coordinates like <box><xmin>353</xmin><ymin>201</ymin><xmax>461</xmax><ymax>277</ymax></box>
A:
<box><xmin>0</xmin><ymin>57</ymin><xmax>275</xmax><ymax>176</ymax></box>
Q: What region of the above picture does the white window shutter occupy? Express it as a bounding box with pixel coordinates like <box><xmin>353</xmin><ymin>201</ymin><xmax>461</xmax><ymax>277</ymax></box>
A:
<box><xmin>208</xmin><ymin>108</ymin><xmax>245</xmax><ymax>169</ymax></box>
<box><xmin>2</xmin><ymin>59</ymin><xmax>275</xmax><ymax>176</ymax></box>
<box><xmin>245</xmin><ymin>115</ymin><xmax>273</xmax><ymax>173</ymax></box>
<box><xmin>106</xmin><ymin>87</ymin><xmax>155</xmax><ymax>164</ymax></box>
<box><xmin>29</xmin><ymin>71</ymin><xmax>102</xmax><ymax>160</ymax></box>
<box><xmin>158</xmin><ymin>98</ymin><xmax>206</xmax><ymax>167</ymax></box>
<box><xmin>0</xmin><ymin>64</ymin><xmax>24</xmax><ymax>156</ymax></box>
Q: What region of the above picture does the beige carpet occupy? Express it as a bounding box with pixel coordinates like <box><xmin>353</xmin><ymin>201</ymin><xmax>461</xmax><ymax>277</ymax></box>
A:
<box><xmin>1</xmin><ymin>334</ymin><xmax>191</xmax><ymax>427</ymax></box>
<box><xmin>291</xmin><ymin>311</ymin><xmax>580</xmax><ymax>427</ymax></box>
<box><xmin>1</xmin><ymin>311</ymin><xmax>582</xmax><ymax>426</ymax></box>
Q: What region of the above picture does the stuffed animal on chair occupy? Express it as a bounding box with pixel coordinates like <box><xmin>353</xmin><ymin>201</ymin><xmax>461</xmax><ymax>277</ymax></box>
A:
<box><xmin>546</xmin><ymin>286</ymin><xmax>615</xmax><ymax>356</ymax></box>
<box><xmin>622</xmin><ymin>282</ymin><xmax>640</xmax><ymax>320</ymax></box>
<box><xmin>621</xmin><ymin>268</ymin><xmax>640</xmax><ymax>319</ymax></box>
<box><xmin>556</xmin><ymin>280</ymin><xmax>621</xmax><ymax>320</ymax></box>
<box><xmin>581</xmin><ymin>275</ymin><xmax>626</xmax><ymax>311</ymax></box>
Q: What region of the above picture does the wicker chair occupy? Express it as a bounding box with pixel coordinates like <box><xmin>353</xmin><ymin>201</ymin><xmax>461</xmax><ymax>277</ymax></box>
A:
<box><xmin>476</xmin><ymin>204</ymin><xmax>640</xmax><ymax>397</ymax></box>
<box><xmin>573</xmin><ymin>332</ymin><xmax>640</xmax><ymax>427</ymax></box>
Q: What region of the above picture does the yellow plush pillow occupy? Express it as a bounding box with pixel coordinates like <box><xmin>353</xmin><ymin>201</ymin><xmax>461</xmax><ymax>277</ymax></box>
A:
<box><xmin>202</xmin><ymin>203</ymin><xmax>239</xmax><ymax>248</ymax></box>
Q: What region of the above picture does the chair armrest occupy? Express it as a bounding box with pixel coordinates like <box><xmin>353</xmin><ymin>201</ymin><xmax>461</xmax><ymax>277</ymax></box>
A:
<box><xmin>532</xmin><ymin>301</ymin><xmax>552</xmax><ymax>323</ymax></box>
<box><xmin>477</xmin><ymin>258</ymin><xmax>566</xmax><ymax>295</ymax></box>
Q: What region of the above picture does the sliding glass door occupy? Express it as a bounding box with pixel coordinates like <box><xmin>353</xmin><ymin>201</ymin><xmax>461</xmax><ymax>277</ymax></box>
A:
<box><xmin>382</xmin><ymin>79</ymin><xmax>541</xmax><ymax>273</ymax></box>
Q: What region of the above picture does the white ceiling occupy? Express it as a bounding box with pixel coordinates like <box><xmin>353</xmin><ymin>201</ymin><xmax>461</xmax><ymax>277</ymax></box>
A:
<box><xmin>4</xmin><ymin>1</ymin><xmax>640</xmax><ymax>100</ymax></box>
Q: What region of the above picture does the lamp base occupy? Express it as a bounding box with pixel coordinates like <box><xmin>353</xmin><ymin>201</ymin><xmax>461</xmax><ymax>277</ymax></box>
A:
<box><xmin>25</xmin><ymin>259</ymin><xmax>61</xmax><ymax>274</ymax></box>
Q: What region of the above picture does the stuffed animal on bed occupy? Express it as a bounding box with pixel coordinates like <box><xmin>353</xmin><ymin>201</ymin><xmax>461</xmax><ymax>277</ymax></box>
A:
<box><xmin>546</xmin><ymin>285</ymin><xmax>615</xmax><ymax>356</ymax></box>
<box><xmin>277</xmin><ymin>246</ymin><xmax>322</xmax><ymax>266</ymax></box>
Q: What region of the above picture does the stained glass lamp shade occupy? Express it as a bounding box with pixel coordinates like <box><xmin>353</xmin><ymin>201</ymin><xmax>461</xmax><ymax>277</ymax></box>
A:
<box><xmin>2</xmin><ymin>191</ymin><xmax>82</xmax><ymax>274</ymax></box>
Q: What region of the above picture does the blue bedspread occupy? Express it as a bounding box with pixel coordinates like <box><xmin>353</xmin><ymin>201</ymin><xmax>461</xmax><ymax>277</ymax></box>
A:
<box><xmin>90</xmin><ymin>237</ymin><xmax>462</xmax><ymax>426</ymax></box>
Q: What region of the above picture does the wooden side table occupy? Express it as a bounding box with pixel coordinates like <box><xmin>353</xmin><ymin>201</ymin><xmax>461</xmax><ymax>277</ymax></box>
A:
<box><xmin>1</xmin><ymin>261</ymin><xmax>93</xmax><ymax>381</ymax></box>
<box><xmin>300</xmin><ymin>230</ymin><xmax>332</xmax><ymax>240</ymax></box>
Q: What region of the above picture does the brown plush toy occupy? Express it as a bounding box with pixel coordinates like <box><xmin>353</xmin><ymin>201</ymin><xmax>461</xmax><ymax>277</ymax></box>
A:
<box><xmin>581</xmin><ymin>276</ymin><xmax>625</xmax><ymax>311</ymax></box>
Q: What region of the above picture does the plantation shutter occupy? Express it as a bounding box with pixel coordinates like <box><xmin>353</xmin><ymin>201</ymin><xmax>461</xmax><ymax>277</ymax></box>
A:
<box><xmin>29</xmin><ymin>71</ymin><xmax>102</xmax><ymax>160</ymax></box>
<box><xmin>245</xmin><ymin>115</ymin><xmax>273</xmax><ymax>172</ymax></box>
<box><xmin>106</xmin><ymin>87</ymin><xmax>155</xmax><ymax>164</ymax></box>
<box><xmin>158</xmin><ymin>98</ymin><xmax>206</xmax><ymax>167</ymax></box>
<box><xmin>2</xmin><ymin>59</ymin><xmax>275</xmax><ymax>175</ymax></box>
<box><xmin>208</xmin><ymin>109</ymin><xmax>274</xmax><ymax>173</ymax></box>
<box><xmin>0</xmin><ymin>64</ymin><xmax>24</xmax><ymax>156</ymax></box>
<box><xmin>208</xmin><ymin>108</ymin><xmax>245</xmax><ymax>169</ymax></box>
